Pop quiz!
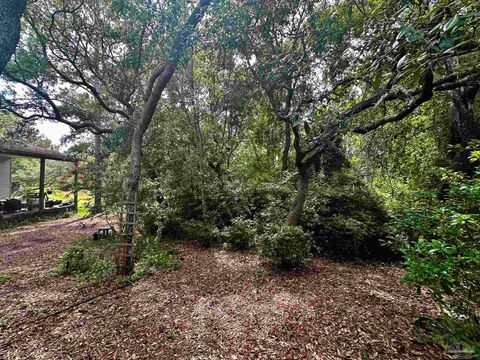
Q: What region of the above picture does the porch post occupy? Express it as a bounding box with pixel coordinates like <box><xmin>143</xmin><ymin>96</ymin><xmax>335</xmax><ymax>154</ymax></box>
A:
<box><xmin>39</xmin><ymin>158</ymin><xmax>46</xmax><ymax>211</ymax></box>
<box><xmin>73</xmin><ymin>161</ymin><xmax>78</xmax><ymax>212</ymax></box>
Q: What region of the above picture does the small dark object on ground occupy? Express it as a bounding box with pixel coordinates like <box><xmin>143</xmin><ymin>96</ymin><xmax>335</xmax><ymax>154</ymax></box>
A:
<box><xmin>93</xmin><ymin>227</ymin><xmax>114</xmax><ymax>241</ymax></box>
<box><xmin>98</xmin><ymin>227</ymin><xmax>114</xmax><ymax>238</ymax></box>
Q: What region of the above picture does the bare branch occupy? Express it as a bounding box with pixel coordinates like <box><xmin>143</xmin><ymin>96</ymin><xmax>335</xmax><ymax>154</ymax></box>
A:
<box><xmin>2</xmin><ymin>71</ymin><xmax>114</xmax><ymax>134</ymax></box>
<box><xmin>350</xmin><ymin>71</ymin><xmax>480</xmax><ymax>134</ymax></box>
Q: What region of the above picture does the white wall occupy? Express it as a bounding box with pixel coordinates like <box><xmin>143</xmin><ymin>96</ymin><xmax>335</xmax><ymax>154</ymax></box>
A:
<box><xmin>0</xmin><ymin>155</ymin><xmax>12</xmax><ymax>199</ymax></box>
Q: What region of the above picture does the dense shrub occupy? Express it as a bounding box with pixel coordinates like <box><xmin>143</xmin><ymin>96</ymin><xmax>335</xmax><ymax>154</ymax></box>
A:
<box><xmin>155</xmin><ymin>208</ymin><xmax>187</xmax><ymax>239</ymax></box>
<box><xmin>58</xmin><ymin>235</ymin><xmax>181</xmax><ymax>284</ymax></box>
<box><xmin>136</xmin><ymin>166</ymin><xmax>394</xmax><ymax>260</ymax></box>
<box><xmin>57</xmin><ymin>238</ymin><xmax>118</xmax><ymax>284</ymax></box>
<box><xmin>247</xmin><ymin>172</ymin><xmax>394</xmax><ymax>260</ymax></box>
<box><xmin>182</xmin><ymin>220</ymin><xmax>220</xmax><ymax>247</ymax></box>
<box><xmin>395</xmin><ymin>167</ymin><xmax>480</xmax><ymax>352</ymax></box>
<box><xmin>131</xmin><ymin>248</ymin><xmax>180</xmax><ymax>281</ymax></box>
<box><xmin>302</xmin><ymin>172</ymin><xmax>396</xmax><ymax>260</ymax></box>
<box><xmin>220</xmin><ymin>218</ymin><xmax>257</xmax><ymax>250</ymax></box>
<box><xmin>258</xmin><ymin>225</ymin><xmax>312</xmax><ymax>270</ymax></box>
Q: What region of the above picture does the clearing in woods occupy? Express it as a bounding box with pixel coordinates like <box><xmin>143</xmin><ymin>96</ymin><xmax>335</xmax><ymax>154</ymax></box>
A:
<box><xmin>0</xmin><ymin>217</ymin><xmax>448</xmax><ymax>359</ymax></box>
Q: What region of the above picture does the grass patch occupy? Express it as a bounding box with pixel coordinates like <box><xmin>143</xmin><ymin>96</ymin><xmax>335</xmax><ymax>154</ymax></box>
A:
<box><xmin>49</xmin><ymin>189</ymin><xmax>91</xmax><ymax>217</ymax></box>
<box><xmin>0</xmin><ymin>274</ymin><xmax>12</xmax><ymax>284</ymax></box>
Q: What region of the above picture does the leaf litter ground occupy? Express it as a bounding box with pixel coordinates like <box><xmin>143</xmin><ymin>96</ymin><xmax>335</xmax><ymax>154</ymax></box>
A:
<box><xmin>0</xmin><ymin>217</ymin><xmax>451</xmax><ymax>359</ymax></box>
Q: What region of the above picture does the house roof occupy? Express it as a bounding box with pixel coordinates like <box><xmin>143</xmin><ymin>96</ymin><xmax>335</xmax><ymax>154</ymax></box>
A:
<box><xmin>0</xmin><ymin>139</ymin><xmax>77</xmax><ymax>162</ymax></box>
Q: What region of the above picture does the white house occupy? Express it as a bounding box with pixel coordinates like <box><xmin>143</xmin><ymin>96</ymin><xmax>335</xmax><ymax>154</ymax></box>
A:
<box><xmin>0</xmin><ymin>154</ymin><xmax>12</xmax><ymax>199</ymax></box>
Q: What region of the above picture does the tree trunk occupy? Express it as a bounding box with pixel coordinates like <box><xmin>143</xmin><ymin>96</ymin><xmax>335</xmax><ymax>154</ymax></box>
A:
<box><xmin>93</xmin><ymin>133</ymin><xmax>103</xmax><ymax>214</ymax></box>
<box><xmin>285</xmin><ymin>166</ymin><xmax>309</xmax><ymax>226</ymax></box>
<box><xmin>0</xmin><ymin>0</ymin><xmax>27</xmax><ymax>75</ymax></box>
<box><xmin>285</xmin><ymin>125</ymin><xmax>310</xmax><ymax>226</ymax></box>
<box><xmin>449</xmin><ymin>84</ymin><xmax>480</xmax><ymax>176</ymax></box>
<box><xmin>122</xmin><ymin>0</ymin><xmax>212</xmax><ymax>273</ymax></box>
<box><xmin>281</xmin><ymin>119</ymin><xmax>291</xmax><ymax>172</ymax></box>
<box><xmin>123</xmin><ymin>66</ymin><xmax>176</xmax><ymax>273</ymax></box>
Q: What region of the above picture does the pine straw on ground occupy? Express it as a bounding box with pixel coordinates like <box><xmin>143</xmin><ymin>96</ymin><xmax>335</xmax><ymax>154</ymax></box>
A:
<box><xmin>0</xmin><ymin>218</ymin><xmax>450</xmax><ymax>359</ymax></box>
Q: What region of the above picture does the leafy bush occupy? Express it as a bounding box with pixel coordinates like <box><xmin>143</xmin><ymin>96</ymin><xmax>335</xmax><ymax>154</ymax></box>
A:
<box><xmin>220</xmin><ymin>217</ymin><xmax>257</xmax><ymax>250</ymax></box>
<box><xmin>302</xmin><ymin>172</ymin><xmax>396</xmax><ymax>260</ymax></box>
<box><xmin>131</xmin><ymin>248</ymin><xmax>180</xmax><ymax>281</ymax></box>
<box><xmin>156</xmin><ymin>209</ymin><xmax>187</xmax><ymax>239</ymax></box>
<box><xmin>258</xmin><ymin>225</ymin><xmax>312</xmax><ymax>270</ymax></box>
<box><xmin>182</xmin><ymin>220</ymin><xmax>220</xmax><ymax>247</ymax></box>
<box><xmin>395</xmin><ymin>167</ymin><xmax>480</xmax><ymax>351</ymax></box>
<box><xmin>248</xmin><ymin>172</ymin><xmax>395</xmax><ymax>260</ymax></box>
<box><xmin>58</xmin><ymin>234</ymin><xmax>181</xmax><ymax>284</ymax></box>
<box><xmin>57</xmin><ymin>238</ymin><xmax>118</xmax><ymax>284</ymax></box>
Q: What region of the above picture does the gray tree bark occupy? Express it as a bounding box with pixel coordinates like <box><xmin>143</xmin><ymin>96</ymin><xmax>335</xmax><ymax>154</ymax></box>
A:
<box><xmin>285</xmin><ymin>167</ymin><xmax>309</xmax><ymax>226</ymax></box>
<box><xmin>93</xmin><ymin>133</ymin><xmax>103</xmax><ymax>214</ymax></box>
<box><xmin>123</xmin><ymin>0</ymin><xmax>212</xmax><ymax>273</ymax></box>
<box><xmin>0</xmin><ymin>0</ymin><xmax>28</xmax><ymax>75</ymax></box>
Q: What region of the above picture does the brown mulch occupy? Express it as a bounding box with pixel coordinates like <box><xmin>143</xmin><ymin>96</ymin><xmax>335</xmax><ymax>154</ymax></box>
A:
<box><xmin>0</xmin><ymin>217</ymin><xmax>451</xmax><ymax>359</ymax></box>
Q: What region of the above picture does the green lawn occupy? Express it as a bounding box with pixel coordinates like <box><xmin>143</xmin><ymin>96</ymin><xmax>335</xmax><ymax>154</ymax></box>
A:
<box><xmin>49</xmin><ymin>190</ymin><xmax>92</xmax><ymax>217</ymax></box>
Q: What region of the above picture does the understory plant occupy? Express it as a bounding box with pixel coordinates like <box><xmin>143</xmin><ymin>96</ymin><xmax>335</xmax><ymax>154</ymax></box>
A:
<box><xmin>220</xmin><ymin>217</ymin><xmax>257</xmax><ymax>250</ymax></box>
<box><xmin>131</xmin><ymin>247</ymin><xmax>180</xmax><ymax>281</ymax></box>
<box><xmin>258</xmin><ymin>225</ymin><xmax>312</xmax><ymax>270</ymax></box>
<box><xmin>56</xmin><ymin>237</ymin><xmax>118</xmax><ymax>284</ymax></box>
<box><xmin>395</xmin><ymin>166</ymin><xmax>480</xmax><ymax>352</ymax></box>
<box><xmin>57</xmin><ymin>235</ymin><xmax>180</xmax><ymax>284</ymax></box>
<box><xmin>182</xmin><ymin>220</ymin><xmax>220</xmax><ymax>247</ymax></box>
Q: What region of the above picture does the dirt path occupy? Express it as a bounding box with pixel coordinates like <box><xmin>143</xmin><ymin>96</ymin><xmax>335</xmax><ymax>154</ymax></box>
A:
<box><xmin>0</xmin><ymin>218</ymin><xmax>450</xmax><ymax>359</ymax></box>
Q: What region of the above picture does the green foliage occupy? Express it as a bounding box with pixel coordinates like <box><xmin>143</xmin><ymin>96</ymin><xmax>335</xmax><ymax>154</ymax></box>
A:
<box><xmin>396</xmin><ymin>167</ymin><xmax>480</xmax><ymax>349</ymax></box>
<box><xmin>56</xmin><ymin>237</ymin><xmax>118</xmax><ymax>284</ymax></box>
<box><xmin>158</xmin><ymin>210</ymin><xmax>188</xmax><ymax>239</ymax></box>
<box><xmin>258</xmin><ymin>225</ymin><xmax>312</xmax><ymax>270</ymax></box>
<box><xmin>131</xmin><ymin>247</ymin><xmax>179</xmax><ymax>281</ymax></box>
<box><xmin>57</xmin><ymin>234</ymin><xmax>181</xmax><ymax>284</ymax></box>
<box><xmin>249</xmin><ymin>172</ymin><xmax>394</xmax><ymax>260</ymax></box>
<box><xmin>415</xmin><ymin>316</ymin><xmax>479</xmax><ymax>358</ymax></box>
<box><xmin>103</xmin><ymin>127</ymin><xmax>127</xmax><ymax>152</ymax></box>
<box><xmin>302</xmin><ymin>172</ymin><xmax>396</xmax><ymax>260</ymax></box>
<box><xmin>0</xmin><ymin>274</ymin><xmax>12</xmax><ymax>284</ymax></box>
<box><xmin>182</xmin><ymin>220</ymin><xmax>220</xmax><ymax>247</ymax></box>
<box><xmin>348</xmin><ymin>98</ymin><xmax>451</xmax><ymax>210</ymax></box>
<box><xmin>6</xmin><ymin>36</ymin><xmax>49</xmax><ymax>79</ymax></box>
<box><xmin>220</xmin><ymin>217</ymin><xmax>257</xmax><ymax>250</ymax></box>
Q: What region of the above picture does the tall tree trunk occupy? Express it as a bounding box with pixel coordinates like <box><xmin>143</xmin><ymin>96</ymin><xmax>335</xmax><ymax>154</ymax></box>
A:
<box><xmin>285</xmin><ymin>125</ymin><xmax>310</xmax><ymax>226</ymax></box>
<box><xmin>93</xmin><ymin>133</ymin><xmax>103</xmax><ymax>214</ymax></box>
<box><xmin>122</xmin><ymin>0</ymin><xmax>212</xmax><ymax>273</ymax></box>
<box><xmin>0</xmin><ymin>0</ymin><xmax>27</xmax><ymax>75</ymax></box>
<box><xmin>281</xmin><ymin>119</ymin><xmax>291</xmax><ymax>172</ymax></box>
<box><xmin>449</xmin><ymin>84</ymin><xmax>480</xmax><ymax>176</ymax></box>
<box><xmin>285</xmin><ymin>166</ymin><xmax>309</xmax><ymax>225</ymax></box>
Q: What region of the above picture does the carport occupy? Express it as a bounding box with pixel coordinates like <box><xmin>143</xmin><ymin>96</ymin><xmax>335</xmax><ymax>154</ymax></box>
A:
<box><xmin>0</xmin><ymin>140</ymin><xmax>78</xmax><ymax>220</ymax></box>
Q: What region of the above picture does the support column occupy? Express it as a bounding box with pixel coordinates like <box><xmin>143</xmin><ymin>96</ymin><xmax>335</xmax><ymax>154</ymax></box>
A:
<box><xmin>73</xmin><ymin>161</ymin><xmax>78</xmax><ymax>212</ymax></box>
<box><xmin>93</xmin><ymin>134</ymin><xmax>102</xmax><ymax>214</ymax></box>
<box><xmin>39</xmin><ymin>158</ymin><xmax>45</xmax><ymax>212</ymax></box>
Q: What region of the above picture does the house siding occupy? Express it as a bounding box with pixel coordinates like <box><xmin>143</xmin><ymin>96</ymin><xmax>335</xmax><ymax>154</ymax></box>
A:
<box><xmin>0</xmin><ymin>156</ymin><xmax>12</xmax><ymax>199</ymax></box>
